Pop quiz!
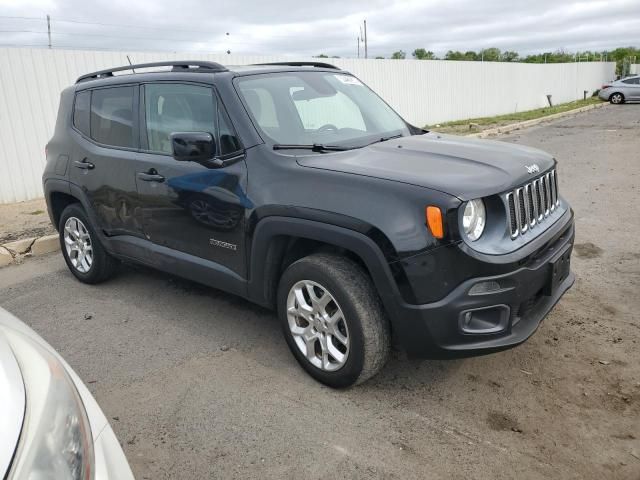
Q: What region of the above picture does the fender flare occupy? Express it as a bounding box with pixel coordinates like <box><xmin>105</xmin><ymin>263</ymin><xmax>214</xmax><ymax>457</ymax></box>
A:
<box><xmin>44</xmin><ymin>179</ymin><xmax>108</xmax><ymax>244</ymax></box>
<box><xmin>247</xmin><ymin>216</ymin><xmax>403</xmax><ymax>321</ymax></box>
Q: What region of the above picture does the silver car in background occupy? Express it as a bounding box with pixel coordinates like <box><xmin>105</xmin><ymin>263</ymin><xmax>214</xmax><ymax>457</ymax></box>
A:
<box><xmin>0</xmin><ymin>307</ymin><xmax>134</xmax><ymax>480</ymax></box>
<box><xmin>599</xmin><ymin>75</ymin><xmax>640</xmax><ymax>104</ymax></box>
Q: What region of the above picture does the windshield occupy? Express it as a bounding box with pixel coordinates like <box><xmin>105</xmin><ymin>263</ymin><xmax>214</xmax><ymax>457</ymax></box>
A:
<box><xmin>235</xmin><ymin>71</ymin><xmax>410</xmax><ymax>148</ymax></box>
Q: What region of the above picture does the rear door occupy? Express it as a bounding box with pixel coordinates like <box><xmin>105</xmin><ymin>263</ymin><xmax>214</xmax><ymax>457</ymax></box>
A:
<box><xmin>134</xmin><ymin>82</ymin><xmax>248</xmax><ymax>276</ymax></box>
<box><xmin>69</xmin><ymin>85</ymin><xmax>143</xmax><ymax>236</ymax></box>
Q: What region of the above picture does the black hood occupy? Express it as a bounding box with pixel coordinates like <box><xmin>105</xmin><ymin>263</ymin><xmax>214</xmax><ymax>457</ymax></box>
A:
<box><xmin>296</xmin><ymin>132</ymin><xmax>556</xmax><ymax>200</ymax></box>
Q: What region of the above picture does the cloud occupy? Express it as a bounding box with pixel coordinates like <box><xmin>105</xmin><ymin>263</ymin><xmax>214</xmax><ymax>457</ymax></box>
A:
<box><xmin>0</xmin><ymin>0</ymin><xmax>638</xmax><ymax>56</ymax></box>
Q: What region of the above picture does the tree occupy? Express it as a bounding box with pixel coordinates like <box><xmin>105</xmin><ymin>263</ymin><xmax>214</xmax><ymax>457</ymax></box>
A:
<box><xmin>375</xmin><ymin>56</ymin><xmax>385</xmax><ymax>59</ymax></box>
<box><xmin>444</xmin><ymin>50</ymin><xmax>466</xmax><ymax>60</ymax></box>
<box><xmin>412</xmin><ymin>48</ymin><xmax>435</xmax><ymax>60</ymax></box>
<box><xmin>463</xmin><ymin>51</ymin><xmax>478</xmax><ymax>61</ymax></box>
<box><xmin>481</xmin><ymin>48</ymin><xmax>501</xmax><ymax>61</ymax></box>
<box><xmin>502</xmin><ymin>51</ymin><xmax>519</xmax><ymax>62</ymax></box>
<box><xmin>391</xmin><ymin>50</ymin><xmax>406</xmax><ymax>59</ymax></box>
<box><xmin>315</xmin><ymin>54</ymin><xmax>328</xmax><ymax>58</ymax></box>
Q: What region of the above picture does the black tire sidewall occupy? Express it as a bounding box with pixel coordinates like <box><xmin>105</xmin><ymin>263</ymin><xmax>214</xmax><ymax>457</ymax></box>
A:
<box><xmin>58</xmin><ymin>204</ymin><xmax>113</xmax><ymax>283</ymax></box>
<box><xmin>277</xmin><ymin>259</ymin><xmax>367</xmax><ymax>388</ymax></box>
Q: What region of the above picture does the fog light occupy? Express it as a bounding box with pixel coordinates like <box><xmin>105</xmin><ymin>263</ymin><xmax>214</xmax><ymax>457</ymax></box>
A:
<box><xmin>459</xmin><ymin>305</ymin><xmax>510</xmax><ymax>334</ymax></box>
<box><xmin>468</xmin><ymin>280</ymin><xmax>501</xmax><ymax>295</ymax></box>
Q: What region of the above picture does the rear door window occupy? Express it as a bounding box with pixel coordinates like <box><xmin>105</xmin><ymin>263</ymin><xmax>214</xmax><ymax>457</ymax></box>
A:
<box><xmin>90</xmin><ymin>86</ymin><xmax>135</xmax><ymax>148</ymax></box>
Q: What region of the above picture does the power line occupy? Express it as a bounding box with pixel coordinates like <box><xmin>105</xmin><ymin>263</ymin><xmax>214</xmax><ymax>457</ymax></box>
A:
<box><xmin>0</xmin><ymin>42</ymin><xmax>238</xmax><ymax>54</ymax></box>
<box><xmin>0</xmin><ymin>15</ymin><xmax>311</xmax><ymax>41</ymax></box>
<box><xmin>0</xmin><ymin>29</ymin><xmax>222</xmax><ymax>44</ymax></box>
<box><xmin>0</xmin><ymin>29</ymin><xmax>349</xmax><ymax>50</ymax></box>
<box><xmin>0</xmin><ymin>15</ymin><xmax>43</xmax><ymax>21</ymax></box>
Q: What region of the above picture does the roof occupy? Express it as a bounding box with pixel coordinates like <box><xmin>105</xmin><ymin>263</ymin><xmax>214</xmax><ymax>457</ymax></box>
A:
<box><xmin>75</xmin><ymin>60</ymin><xmax>342</xmax><ymax>85</ymax></box>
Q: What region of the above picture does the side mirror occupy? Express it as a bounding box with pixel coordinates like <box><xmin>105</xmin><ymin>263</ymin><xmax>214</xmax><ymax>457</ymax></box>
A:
<box><xmin>170</xmin><ymin>132</ymin><xmax>216</xmax><ymax>163</ymax></box>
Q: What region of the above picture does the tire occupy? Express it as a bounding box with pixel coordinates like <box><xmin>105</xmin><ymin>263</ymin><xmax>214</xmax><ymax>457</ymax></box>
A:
<box><xmin>277</xmin><ymin>253</ymin><xmax>390</xmax><ymax>388</ymax></box>
<box><xmin>609</xmin><ymin>92</ymin><xmax>624</xmax><ymax>104</ymax></box>
<box><xmin>58</xmin><ymin>203</ymin><xmax>117</xmax><ymax>284</ymax></box>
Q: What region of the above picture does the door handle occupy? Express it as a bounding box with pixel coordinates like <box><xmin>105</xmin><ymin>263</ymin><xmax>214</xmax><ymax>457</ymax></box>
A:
<box><xmin>73</xmin><ymin>159</ymin><xmax>94</xmax><ymax>170</ymax></box>
<box><xmin>137</xmin><ymin>170</ymin><xmax>165</xmax><ymax>183</ymax></box>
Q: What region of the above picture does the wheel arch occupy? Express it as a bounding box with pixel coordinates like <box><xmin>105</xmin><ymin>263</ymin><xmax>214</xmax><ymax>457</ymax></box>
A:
<box><xmin>609</xmin><ymin>91</ymin><xmax>625</xmax><ymax>102</ymax></box>
<box><xmin>44</xmin><ymin>179</ymin><xmax>78</xmax><ymax>230</ymax></box>
<box><xmin>247</xmin><ymin>216</ymin><xmax>403</xmax><ymax>323</ymax></box>
<box><xmin>44</xmin><ymin>180</ymin><xmax>103</xmax><ymax>237</ymax></box>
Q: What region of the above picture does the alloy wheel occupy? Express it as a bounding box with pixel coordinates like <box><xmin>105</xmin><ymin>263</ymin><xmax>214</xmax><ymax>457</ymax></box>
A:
<box><xmin>286</xmin><ymin>280</ymin><xmax>350</xmax><ymax>371</ymax></box>
<box><xmin>63</xmin><ymin>217</ymin><xmax>93</xmax><ymax>274</ymax></box>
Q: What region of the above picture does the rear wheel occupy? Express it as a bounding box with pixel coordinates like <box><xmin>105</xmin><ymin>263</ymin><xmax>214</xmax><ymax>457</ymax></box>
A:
<box><xmin>59</xmin><ymin>203</ymin><xmax>117</xmax><ymax>284</ymax></box>
<box><xmin>277</xmin><ymin>253</ymin><xmax>390</xmax><ymax>388</ymax></box>
<box><xmin>610</xmin><ymin>92</ymin><xmax>624</xmax><ymax>104</ymax></box>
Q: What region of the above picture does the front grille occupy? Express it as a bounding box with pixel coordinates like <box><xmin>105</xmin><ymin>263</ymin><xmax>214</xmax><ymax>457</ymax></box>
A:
<box><xmin>506</xmin><ymin>169</ymin><xmax>559</xmax><ymax>239</ymax></box>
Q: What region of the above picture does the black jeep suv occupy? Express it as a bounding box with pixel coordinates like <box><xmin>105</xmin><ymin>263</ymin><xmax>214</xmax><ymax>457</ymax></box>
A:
<box><xmin>44</xmin><ymin>61</ymin><xmax>574</xmax><ymax>387</ymax></box>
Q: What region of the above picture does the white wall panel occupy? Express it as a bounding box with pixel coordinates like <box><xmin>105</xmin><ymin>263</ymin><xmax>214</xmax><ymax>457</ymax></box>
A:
<box><xmin>0</xmin><ymin>47</ymin><xmax>615</xmax><ymax>203</ymax></box>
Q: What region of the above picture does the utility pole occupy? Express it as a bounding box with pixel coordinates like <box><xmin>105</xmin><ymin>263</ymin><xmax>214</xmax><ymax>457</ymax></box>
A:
<box><xmin>363</xmin><ymin>20</ymin><xmax>368</xmax><ymax>59</ymax></box>
<box><xmin>46</xmin><ymin>15</ymin><xmax>52</xmax><ymax>49</ymax></box>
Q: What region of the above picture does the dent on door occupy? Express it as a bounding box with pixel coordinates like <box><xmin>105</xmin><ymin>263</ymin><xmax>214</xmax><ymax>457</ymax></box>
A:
<box><xmin>135</xmin><ymin>158</ymin><xmax>251</xmax><ymax>274</ymax></box>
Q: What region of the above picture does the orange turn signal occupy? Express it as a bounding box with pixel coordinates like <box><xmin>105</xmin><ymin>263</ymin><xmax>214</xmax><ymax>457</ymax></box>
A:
<box><xmin>426</xmin><ymin>206</ymin><xmax>444</xmax><ymax>239</ymax></box>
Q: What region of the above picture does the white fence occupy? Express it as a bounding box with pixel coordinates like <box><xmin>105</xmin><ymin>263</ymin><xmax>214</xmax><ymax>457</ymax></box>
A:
<box><xmin>631</xmin><ymin>64</ymin><xmax>639</xmax><ymax>75</ymax></box>
<box><xmin>0</xmin><ymin>47</ymin><xmax>615</xmax><ymax>204</ymax></box>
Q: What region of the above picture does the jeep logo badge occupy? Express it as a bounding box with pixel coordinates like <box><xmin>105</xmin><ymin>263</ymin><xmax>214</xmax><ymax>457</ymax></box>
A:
<box><xmin>525</xmin><ymin>164</ymin><xmax>540</xmax><ymax>174</ymax></box>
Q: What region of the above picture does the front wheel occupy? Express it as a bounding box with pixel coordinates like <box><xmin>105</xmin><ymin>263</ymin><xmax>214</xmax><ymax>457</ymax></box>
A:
<box><xmin>277</xmin><ymin>254</ymin><xmax>390</xmax><ymax>388</ymax></box>
<box><xmin>610</xmin><ymin>92</ymin><xmax>624</xmax><ymax>104</ymax></box>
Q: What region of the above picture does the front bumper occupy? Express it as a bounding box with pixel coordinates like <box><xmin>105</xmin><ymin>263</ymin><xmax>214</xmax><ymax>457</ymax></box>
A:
<box><xmin>393</xmin><ymin>215</ymin><xmax>575</xmax><ymax>358</ymax></box>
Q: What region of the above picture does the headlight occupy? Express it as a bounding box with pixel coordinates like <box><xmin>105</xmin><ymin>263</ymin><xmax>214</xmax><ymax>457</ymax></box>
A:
<box><xmin>462</xmin><ymin>199</ymin><xmax>486</xmax><ymax>241</ymax></box>
<box><xmin>6</xmin><ymin>330</ymin><xmax>94</xmax><ymax>480</ymax></box>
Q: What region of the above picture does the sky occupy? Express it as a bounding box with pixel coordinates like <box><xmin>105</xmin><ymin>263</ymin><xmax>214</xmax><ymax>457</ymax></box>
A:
<box><xmin>0</xmin><ymin>0</ymin><xmax>638</xmax><ymax>58</ymax></box>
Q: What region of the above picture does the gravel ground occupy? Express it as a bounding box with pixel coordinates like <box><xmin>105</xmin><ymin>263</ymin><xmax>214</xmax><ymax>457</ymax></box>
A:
<box><xmin>0</xmin><ymin>197</ymin><xmax>53</xmax><ymax>243</ymax></box>
<box><xmin>0</xmin><ymin>104</ymin><xmax>638</xmax><ymax>480</ymax></box>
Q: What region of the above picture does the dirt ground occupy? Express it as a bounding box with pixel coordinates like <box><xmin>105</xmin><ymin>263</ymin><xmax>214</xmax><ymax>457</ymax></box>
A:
<box><xmin>0</xmin><ymin>104</ymin><xmax>638</xmax><ymax>479</ymax></box>
<box><xmin>0</xmin><ymin>197</ymin><xmax>53</xmax><ymax>243</ymax></box>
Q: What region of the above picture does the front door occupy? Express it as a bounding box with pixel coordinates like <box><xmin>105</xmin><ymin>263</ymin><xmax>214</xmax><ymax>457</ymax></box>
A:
<box><xmin>625</xmin><ymin>77</ymin><xmax>640</xmax><ymax>100</ymax></box>
<box><xmin>134</xmin><ymin>82</ymin><xmax>249</xmax><ymax>277</ymax></box>
<box><xmin>69</xmin><ymin>85</ymin><xmax>143</xmax><ymax>237</ymax></box>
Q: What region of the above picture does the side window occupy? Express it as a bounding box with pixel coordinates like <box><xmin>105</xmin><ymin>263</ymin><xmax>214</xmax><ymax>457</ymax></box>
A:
<box><xmin>622</xmin><ymin>78</ymin><xmax>639</xmax><ymax>85</ymax></box>
<box><xmin>90</xmin><ymin>86</ymin><xmax>135</xmax><ymax>148</ymax></box>
<box><xmin>217</xmin><ymin>99</ymin><xmax>242</xmax><ymax>156</ymax></box>
<box><xmin>73</xmin><ymin>90</ymin><xmax>90</xmax><ymax>137</ymax></box>
<box><xmin>144</xmin><ymin>83</ymin><xmax>215</xmax><ymax>155</ymax></box>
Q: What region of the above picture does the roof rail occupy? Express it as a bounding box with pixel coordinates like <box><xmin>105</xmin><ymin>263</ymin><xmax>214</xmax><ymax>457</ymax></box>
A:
<box><xmin>253</xmin><ymin>61</ymin><xmax>340</xmax><ymax>70</ymax></box>
<box><xmin>76</xmin><ymin>61</ymin><xmax>227</xmax><ymax>83</ymax></box>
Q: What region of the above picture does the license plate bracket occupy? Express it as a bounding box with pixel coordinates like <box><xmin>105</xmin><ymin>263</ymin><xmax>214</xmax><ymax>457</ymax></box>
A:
<box><xmin>546</xmin><ymin>246</ymin><xmax>572</xmax><ymax>295</ymax></box>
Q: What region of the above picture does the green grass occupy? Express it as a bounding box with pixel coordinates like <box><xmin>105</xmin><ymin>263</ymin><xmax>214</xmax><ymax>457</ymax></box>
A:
<box><xmin>428</xmin><ymin>97</ymin><xmax>601</xmax><ymax>135</ymax></box>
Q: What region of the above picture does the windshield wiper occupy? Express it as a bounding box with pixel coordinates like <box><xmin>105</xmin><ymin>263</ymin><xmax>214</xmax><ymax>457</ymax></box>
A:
<box><xmin>366</xmin><ymin>133</ymin><xmax>404</xmax><ymax>147</ymax></box>
<box><xmin>273</xmin><ymin>143</ymin><xmax>350</xmax><ymax>152</ymax></box>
